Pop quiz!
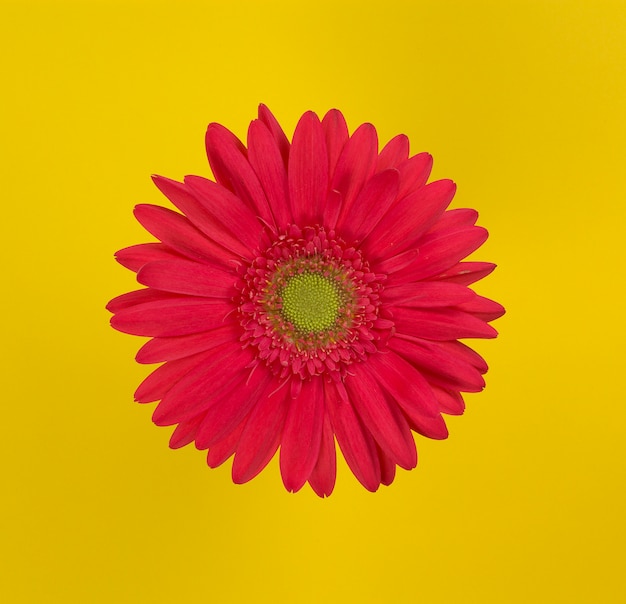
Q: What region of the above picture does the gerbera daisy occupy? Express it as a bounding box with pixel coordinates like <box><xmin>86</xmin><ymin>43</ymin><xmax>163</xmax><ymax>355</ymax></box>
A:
<box><xmin>107</xmin><ymin>105</ymin><xmax>504</xmax><ymax>496</ymax></box>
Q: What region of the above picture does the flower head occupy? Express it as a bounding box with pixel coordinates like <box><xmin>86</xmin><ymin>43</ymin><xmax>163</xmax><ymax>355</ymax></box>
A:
<box><xmin>107</xmin><ymin>106</ymin><xmax>504</xmax><ymax>496</ymax></box>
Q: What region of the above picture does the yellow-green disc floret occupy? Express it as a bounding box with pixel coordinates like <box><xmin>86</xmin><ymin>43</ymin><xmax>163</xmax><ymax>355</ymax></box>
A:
<box><xmin>281</xmin><ymin>272</ymin><xmax>341</xmax><ymax>333</ymax></box>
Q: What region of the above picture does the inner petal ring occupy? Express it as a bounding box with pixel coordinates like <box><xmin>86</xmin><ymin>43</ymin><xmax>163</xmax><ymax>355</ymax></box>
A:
<box><xmin>237</xmin><ymin>225</ymin><xmax>392</xmax><ymax>380</ymax></box>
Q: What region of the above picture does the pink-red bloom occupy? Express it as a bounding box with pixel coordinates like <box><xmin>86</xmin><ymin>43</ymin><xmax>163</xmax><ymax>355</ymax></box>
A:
<box><xmin>107</xmin><ymin>106</ymin><xmax>504</xmax><ymax>496</ymax></box>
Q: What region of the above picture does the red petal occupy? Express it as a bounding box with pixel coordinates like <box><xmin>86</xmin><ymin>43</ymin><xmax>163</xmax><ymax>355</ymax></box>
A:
<box><xmin>390</xmin><ymin>335</ymin><xmax>485</xmax><ymax>392</ymax></box>
<box><xmin>394</xmin><ymin>226</ymin><xmax>489</xmax><ymax>282</ymax></box>
<box><xmin>325</xmin><ymin>380</ymin><xmax>381</xmax><ymax>492</ymax></box>
<box><xmin>205</xmin><ymin>123</ymin><xmax>274</xmax><ymax>227</ymax></box>
<box><xmin>337</xmin><ymin>169</ymin><xmax>399</xmax><ymax>242</ymax></box>
<box><xmin>134</xmin><ymin>350</ymin><xmax>213</xmax><ymax>403</ymax></box>
<box><xmin>133</xmin><ymin>204</ymin><xmax>231</xmax><ymax>264</ymax></box>
<box><xmin>115</xmin><ymin>243</ymin><xmax>185</xmax><ymax>273</ymax></box>
<box><xmin>152</xmin><ymin>344</ymin><xmax>252</xmax><ymax>426</ymax></box>
<box><xmin>184</xmin><ymin>175</ymin><xmax>265</xmax><ymax>250</ymax></box>
<box><xmin>247</xmin><ymin>119</ymin><xmax>290</xmax><ymax>228</ymax></box>
<box><xmin>332</xmin><ymin>123</ymin><xmax>378</xmax><ymax>226</ymax></box>
<box><xmin>347</xmin><ymin>364</ymin><xmax>417</xmax><ymax>470</ymax></box>
<box><xmin>384</xmin><ymin>281</ymin><xmax>476</xmax><ymax>307</ymax></box>
<box><xmin>427</xmin><ymin>208</ymin><xmax>478</xmax><ymax>233</ymax></box>
<box><xmin>431</xmin><ymin>385</ymin><xmax>466</xmax><ymax>415</ymax></box>
<box><xmin>437</xmin><ymin>340</ymin><xmax>488</xmax><ymax>373</ymax></box>
<box><xmin>456</xmin><ymin>295</ymin><xmax>506</xmax><ymax>321</ymax></box>
<box><xmin>288</xmin><ymin>111</ymin><xmax>329</xmax><ymax>226</ymax></box>
<box><xmin>207</xmin><ymin>419</ymin><xmax>247</xmax><ymax>468</ymax></box>
<box><xmin>324</xmin><ymin>189</ymin><xmax>342</xmax><ymax>231</ymax></box>
<box><xmin>427</xmin><ymin>261</ymin><xmax>496</xmax><ymax>286</ymax></box>
<box><xmin>376</xmin><ymin>443</ymin><xmax>397</xmax><ymax>486</ymax></box>
<box><xmin>152</xmin><ymin>175</ymin><xmax>257</xmax><ymax>257</ymax></box>
<box><xmin>308</xmin><ymin>411</ymin><xmax>337</xmax><ymax>498</ymax></box>
<box><xmin>395</xmin><ymin>152</ymin><xmax>433</xmax><ymax>201</ymax></box>
<box><xmin>406</xmin><ymin>412</ymin><xmax>449</xmax><ymax>440</ymax></box>
<box><xmin>321</xmin><ymin>109</ymin><xmax>349</xmax><ymax>176</ymax></box>
<box><xmin>363</xmin><ymin>179</ymin><xmax>456</xmax><ymax>261</ymax></box>
<box><xmin>366</xmin><ymin>350</ymin><xmax>441</xmax><ymax>420</ymax></box>
<box><xmin>204</xmin><ymin>122</ymin><xmax>246</xmax><ymax>186</ymax></box>
<box><xmin>377</xmin><ymin>134</ymin><xmax>409</xmax><ymax>172</ymax></box>
<box><xmin>232</xmin><ymin>385</ymin><xmax>290</xmax><ymax>484</ymax></box>
<box><xmin>169</xmin><ymin>414</ymin><xmax>205</xmax><ymax>449</ymax></box>
<box><xmin>280</xmin><ymin>378</ymin><xmax>325</xmax><ymax>493</ymax></box>
<box><xmin>375</xmin><ymin>248</ymin><xmax>419</xmax><ymax>274</ymax></box>
<box><xmin>258</xmin><ymin>104</ymin><xmax>290</xmax><ymax>166</ymax></box>
<box><xmin>106</xmin><ymin>288</ymin><xmax>182</xmax><ymax>314</ymax></box>
<box><xmin>393</xmin><ymin>306</ymin><xmax>498</xmax><ymax>340</ymax></box>
<box><xmin>194</xmin><ymin>367</ymin><xmax>273</xmax><ymax>449</ymax></box>
<box><xmin>137</xmin><ymin>259</ymin><xmax>237</xmax><ymax>298</ymax></box>
<box><xmin>135</xmin><ymin>324</ymin><xmax>239</xmax><ymax>364</ymax></box>
<box><xmin>110</xmin><ymin>297</ymin><xmax>233</xmax><ymax>337</ymax></box>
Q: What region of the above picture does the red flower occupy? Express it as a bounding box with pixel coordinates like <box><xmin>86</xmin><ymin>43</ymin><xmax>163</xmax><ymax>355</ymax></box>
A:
<box><xmin>107</xmin><ymin>106</ymin><xmax>504</xmax><ymax>496</ymax></box>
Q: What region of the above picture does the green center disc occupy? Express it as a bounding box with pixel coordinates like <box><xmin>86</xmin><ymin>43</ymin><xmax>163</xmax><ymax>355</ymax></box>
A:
<box><xmin>281</xmin><ymin>272</ymin><xmax>341</xmax><ymax>333</ymax></box>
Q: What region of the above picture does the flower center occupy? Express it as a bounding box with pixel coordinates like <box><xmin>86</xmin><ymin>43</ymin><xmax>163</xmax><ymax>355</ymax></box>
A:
<box><xmin>281</xmin><ymin>272</ymin><xmax>341</xmax><ymax>333</ymax></box>
<box><xmin>237</xmin><ymin>225</ymin><xmax>393</xmax><ymax>380</ymax></box>
<box><xmin>260</xmin><ymin>251</ymin><xmax>358</xmax><ymax>353</ymax></box>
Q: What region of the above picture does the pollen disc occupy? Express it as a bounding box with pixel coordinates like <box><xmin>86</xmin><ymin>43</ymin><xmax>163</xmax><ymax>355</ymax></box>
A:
<box><xmin>281</xmin><ymin>272</ymin><xmax>342</xmax><ymax>333</ymax></box>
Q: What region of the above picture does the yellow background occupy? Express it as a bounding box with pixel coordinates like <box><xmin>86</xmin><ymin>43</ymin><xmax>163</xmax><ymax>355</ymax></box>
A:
<box><xmin>2</xmin><ymin>1</ymin><xmax>625</xmax><ymax>602</ymax></box>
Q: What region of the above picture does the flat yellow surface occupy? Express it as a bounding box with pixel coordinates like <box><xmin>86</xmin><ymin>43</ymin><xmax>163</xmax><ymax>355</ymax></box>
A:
<box><xmin>2</xmin><ymin>1</ymin><xmax>625</xmax><ymax>602</ymax></box>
